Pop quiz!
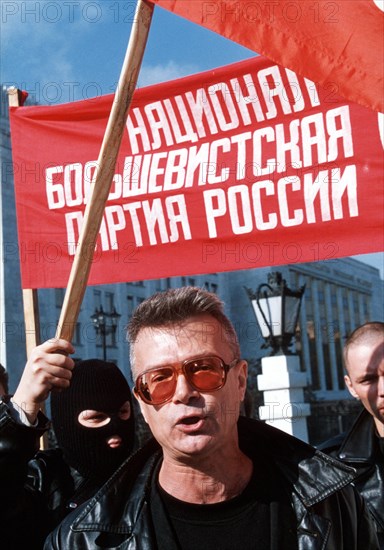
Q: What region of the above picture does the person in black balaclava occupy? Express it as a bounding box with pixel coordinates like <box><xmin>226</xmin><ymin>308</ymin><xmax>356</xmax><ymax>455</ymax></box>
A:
<box><xmin>0</xmin><ymin>339</ymin><xmax>136</xmax><ymax>550</ymax></box>
<box><xmin>51</xmin><ymin>358</ymin><xmax>135</xmax><ymax>485</ymax></box>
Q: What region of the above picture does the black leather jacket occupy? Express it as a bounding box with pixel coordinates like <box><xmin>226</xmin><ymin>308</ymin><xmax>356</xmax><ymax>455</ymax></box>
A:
<box><xmin>46</xmin><ymin>417</ymin><xmax>378</xmax><ymax>549</ymax></box>
<box><xmin>319</xmin><ymin>409</ymin><xmax>384</xmax><ymax>548</ymax></box>
<box><xmin>0</xmin><ymin>400</ymin><xmax>99</xmax><ymax>550</ymax></box>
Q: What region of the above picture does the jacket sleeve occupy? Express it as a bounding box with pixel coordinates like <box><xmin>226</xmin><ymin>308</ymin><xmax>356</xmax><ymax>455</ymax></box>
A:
<box><xmin>354</xmin><ymin>487</ymin><xmax>381</xmax><ymax>550</ymax></box>
<box><xmin>0</xmin><ymin>399</ymin><xmax>49</xmax><ymax>476</ymax></box>
<box><xmin>316</xmin><ymin>484</ymin><xmax>380</xmax><ymax>549</ymax></box>
<box><xmin>44</xmin><ymin>528</ymin><xmax>58</xmax><ymax>550</ymax></box>
<box><xmin>0</xmin><ymin>399</ymin><xmax>49</xmax><ymax>517</ymax></box>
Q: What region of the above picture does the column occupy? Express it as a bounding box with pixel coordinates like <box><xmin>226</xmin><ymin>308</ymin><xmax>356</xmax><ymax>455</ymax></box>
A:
<box><xmin>257</xmin><ymin>354</ymin><xmax>310</xmax><ymax>442</ymax></box>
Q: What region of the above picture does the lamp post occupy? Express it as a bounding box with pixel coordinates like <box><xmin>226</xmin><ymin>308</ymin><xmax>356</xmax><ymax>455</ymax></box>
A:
<box><xmin>91</xmin><ymin>305</ymin><xmax>121</xmax><ymax>361</ymax></box>
<box><xmin>245</xmin><ymin>272</ymin><xmax>310</xmax><ymax>441</ymax></box>
<box><xmin>245</xmin><ymin>271</ymin><xmax>305</xmax><ymax>355</ymax></box>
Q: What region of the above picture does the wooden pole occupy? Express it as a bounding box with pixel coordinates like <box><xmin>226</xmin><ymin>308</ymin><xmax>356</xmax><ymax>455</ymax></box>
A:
<box><xmin>7</xmin><ymin>87</ymin><xmax>42</xmax><ymax>357</ymax></box>
<box><xmin>56</xmin><ymin>0</ymin><xmax>154</xmax><ymax>341</ymax></box>
<box><xmin>8</xmin><ymin>86</ymin><xmax>47</xmax><ymax>449</ymax></box>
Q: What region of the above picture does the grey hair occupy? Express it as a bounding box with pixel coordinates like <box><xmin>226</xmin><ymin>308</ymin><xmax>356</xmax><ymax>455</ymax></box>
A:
<box><xmin>127</xmin><ymin>286</ymin><xmax>240</xmax><ymax>368</ymax></box>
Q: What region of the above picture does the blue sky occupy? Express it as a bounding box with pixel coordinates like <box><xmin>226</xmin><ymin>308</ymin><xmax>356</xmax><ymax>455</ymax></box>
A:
<box><xmin>1</xmin><ymin>1</ymin><xmax>254</xmax><ymax>101</ymax></box>
<box><xmin>1</xmin><ymin>0</ymin><xmax>383</xmax><ymax>277</ymax></box>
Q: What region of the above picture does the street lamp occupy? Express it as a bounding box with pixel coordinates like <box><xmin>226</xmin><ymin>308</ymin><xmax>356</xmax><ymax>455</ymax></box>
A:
<box><xmin>245</xmin><ymin>272</ymin><xmax>309</xmax><ymax>440</ymax></box>
<box><xmin>90</xmin><ymin>305</ymin><xmax>121</xmax><ymax>361</ymax></box>
<box><xmin>245</xmin><ymin>271</ymin><xmax>305</xmax><ymax>356</ymax></box>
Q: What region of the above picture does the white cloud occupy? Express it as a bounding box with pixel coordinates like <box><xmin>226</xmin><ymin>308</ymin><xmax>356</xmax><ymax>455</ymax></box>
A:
<box><xmin>138</xmin><ymin>61</ymin><xmax>200</xmax><ymax>88</ymax></box>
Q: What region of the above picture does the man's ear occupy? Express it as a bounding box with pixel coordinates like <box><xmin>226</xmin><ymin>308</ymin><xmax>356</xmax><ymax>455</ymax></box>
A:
<box><xmin>344</xmin><ymin>374</ymin><xmax>359</xmax><ymax>399</ymax></box>
<box><xmin>238</xmin><ymin>360</ymin><xmax>248</xmax><ymax>401</ymax></box>
<box><xmin>133</xmin><ymin>390</ymin><xmax>150</xmax><ymax>424</ymax></box>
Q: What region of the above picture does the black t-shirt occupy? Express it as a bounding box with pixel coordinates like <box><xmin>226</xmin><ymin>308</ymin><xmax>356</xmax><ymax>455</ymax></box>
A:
<box><xmin>378</xmin><ymin>436</ymin><xmax>384</xmax><ymax>457</ymax></box>
<box><xmin>151</xmin><ymin>456</ymin><xmax>298</xmax><ymax>550</ymax></box>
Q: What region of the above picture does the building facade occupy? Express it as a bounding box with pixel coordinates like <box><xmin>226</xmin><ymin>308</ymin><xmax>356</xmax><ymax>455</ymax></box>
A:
<box><xmin>222</xmin><ymin>260</ymin><xmax>383</xmax><ymax>443</ymax></box>
<box><xmin>1</xmin><ymin>86</ymin><xmax>383</xmax><ymax>444</ymax></box>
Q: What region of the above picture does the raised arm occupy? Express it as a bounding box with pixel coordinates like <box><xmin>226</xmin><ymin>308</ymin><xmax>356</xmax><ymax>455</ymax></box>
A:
<box><xmin>12</xmin><ymin>338</ymin><xmax>75</xmax><ymax>423</ymax></box>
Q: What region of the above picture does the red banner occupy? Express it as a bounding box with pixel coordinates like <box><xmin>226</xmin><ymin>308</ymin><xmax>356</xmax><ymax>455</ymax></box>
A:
<box><xmin>149</xmin><ymin>0</ymin><xmax>384</xmax><ymax>113</ymax></box>
<box><xmin>10</xmin><ymin>56</ymin><xmax>384</xmax><ymax>289</ymax></box>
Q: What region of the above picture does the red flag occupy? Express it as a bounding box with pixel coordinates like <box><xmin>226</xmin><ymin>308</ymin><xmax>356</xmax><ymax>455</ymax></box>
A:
<box><xmin>149</xmin><ymin>0</ymin><xmax>384</xmax><ymax>113</ymax></box>
<box><xmin>10</xmin><ymin>56</ymin><xmax>384</xmax><ymax>289</ymax></box>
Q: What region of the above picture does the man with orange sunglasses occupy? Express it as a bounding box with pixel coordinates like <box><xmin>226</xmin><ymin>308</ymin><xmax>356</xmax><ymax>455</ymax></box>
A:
<box><xmin>47</xmin><ymin>286</ymin><xmax>378</xmax><ymax>549</ymax></box>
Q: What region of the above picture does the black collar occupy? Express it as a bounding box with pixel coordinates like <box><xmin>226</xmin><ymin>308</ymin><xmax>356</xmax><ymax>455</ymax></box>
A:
<box><xmin>338</xmin><ymin>409</ymin><xmax>379</xmax><ymax>463</ymax></box>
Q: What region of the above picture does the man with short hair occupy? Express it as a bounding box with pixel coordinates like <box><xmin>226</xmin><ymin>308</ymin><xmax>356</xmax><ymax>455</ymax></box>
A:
<box><xmin>320</xmin><ymin>321</ymin><xmax>384</xmax><ymax>547</ymax></box>
<box><xmin>46</xmin><ymin>287</ymin><xmax>378</xmax><ymax>549</ymax></box>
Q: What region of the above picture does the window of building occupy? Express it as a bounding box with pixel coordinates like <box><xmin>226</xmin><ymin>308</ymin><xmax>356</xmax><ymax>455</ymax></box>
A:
<box><xmin>105</xmin><ymin>292</ymin><xmax>115</xmax><ymax>312</ymax></box>
<box><xmin>318</xmin><ymin>289</ymin><xmax>325</xmax><ymax>303</ymax></box>
<box><xmin>93</xmin><ymin>290</ymin><xmax>101</xmax><ymax>309</ymax></box>
<box><xmin>306</xmin><ymin>319</ymin><xmax>320</xmax><ymax>391</ymax></box>
<box><xmin>72</xmin><ymin>322</ymin><xmax>82</xmax><ymax>346</ymax></box>
<box><xmin>55</xmin><ymin>288</ymin><xmax>65</xmax><ymax>308</ymax></box>
<box><xmin>127</xmin><ymin>295</ymin><xmax>134</xmax><ymax>317</ymax></box>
